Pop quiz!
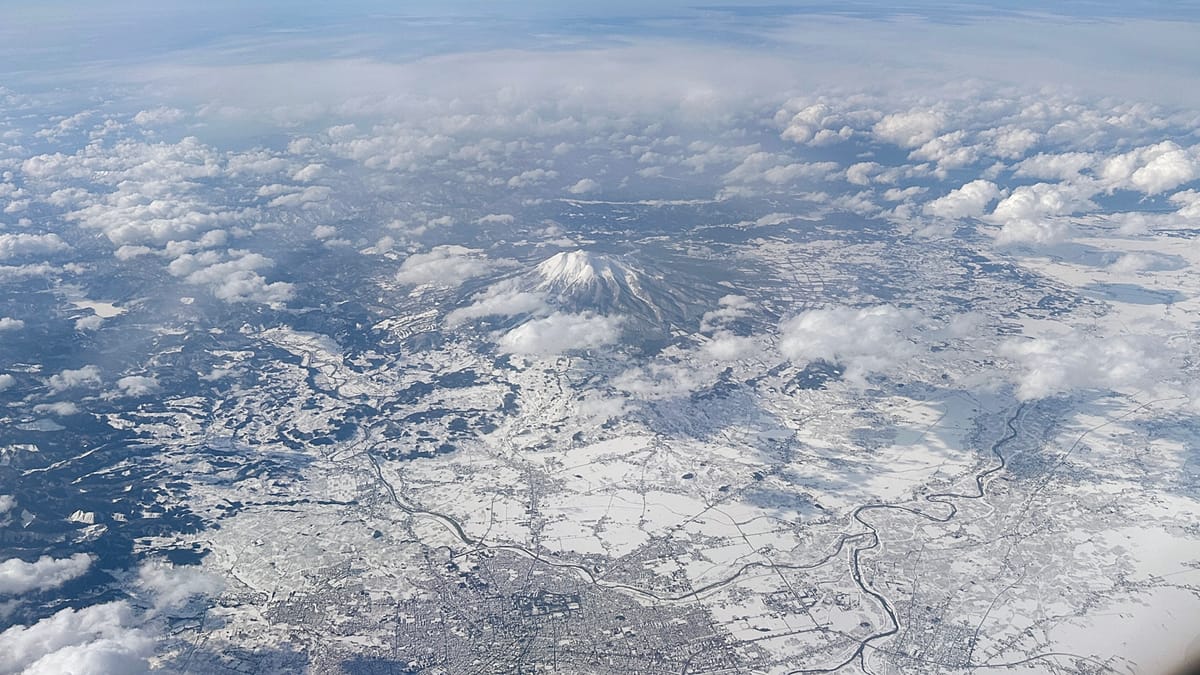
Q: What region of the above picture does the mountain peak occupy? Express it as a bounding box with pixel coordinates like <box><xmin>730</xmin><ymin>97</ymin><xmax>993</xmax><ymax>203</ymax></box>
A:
<box><xmin>534</xmin><ymin>250</ymin><xmax>632</xmax><ymax>290</ymax></box>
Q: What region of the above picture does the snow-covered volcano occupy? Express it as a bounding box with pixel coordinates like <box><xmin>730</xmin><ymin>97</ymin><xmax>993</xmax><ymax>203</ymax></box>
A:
<box><xmin>527</xmin><ymin>250</ymin><xmax>716</xmax><ymax>331</ymax></box>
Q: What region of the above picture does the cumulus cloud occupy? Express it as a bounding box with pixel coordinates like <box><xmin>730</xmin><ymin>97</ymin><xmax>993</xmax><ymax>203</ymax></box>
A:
<box><xmin>0</xmin><ymin>601</ymin><xmax>152</xmax><ymax>675</ymax></box>
<box><xmin>507</xmin><ymin>168</ymin><xmax>558</xmax><ymax>188</ymax></box>
<box><xmin>33</xmin><ymin>402</ymin><xmax>80</xmax><ymax>416</ymax></box>
<box><xmin>700</xmin><ymin>294</ymin><xmax>752</xmax><ymax>331</ymax></box>
<box><xmin>873</xmin><ymin>110</ymin><xmax>943</xmax><ymax>148</ymax></box>
<box><xmin>986</xmin><ymin>182</ymin><xmax>1094</xmax><ymax>246</ymax></box>
<box><xmin>0</xmin><ymin>317</ymin><xmax>24</xmax><ymax>331</ymax></box>
<box><xmin>568</xmin><ymin>178</ymin><xmax>600</xmax><ymax>195</ymax></box>
<box><xmin>779</xmin><ymin>102</ymin><xmax>853</xmax><ymax>145</ymax></box>
<box><xmin>75</xmin><ymin>315</ymin><xmax>104</xmax><ymax>331</ymax></box>
<box><xmin>613</xmin><ymin>362</ymin><xmax>705</xmax><ymax>399</ymax></box>
<box><xmin>132</xmin><ymin>107</ymin><xmax>185</xmax><ymax>126</ymax></box>
<box><xmin>291</xmin><ymin>163</ymin><xmax>324</xmax><ymax>182</ymax></box>
<box><xmin>48</xmin><ymin>365</ymin><xmax>101</xmax><ymax>392</ymax></box>
<box><xmin>1100</xmin><ymin>141</ymin><xmax>1198</xmax><ymax>195</ymax></box>
<box><xmin>779</xmin><ymin>305</ymin><xmax>922</xmax><ymax>383</ymax></box>
<box><xmin>115</xmin><ymin>376</ymin><xmax>159</xmax><ymax>397</ymax></box>
<box><xmin>923</xmin><ymin>179</ymin><xmax>1002</xmax><ymax>219</ymax></box>
<box><xmin>498</xmin><ymin>312</ymin><xmax>621</xmax><ymax>355</ymax></box>
<box><xmin>444</xmin><ymin>280</ymin><xmax>546</xmax><ymax>327</ymax></box>
<box><xmin>169</xmin><ymin>250</ymin><xmax>293</xmax><ymax>303</ymax></box>
<box><xmin>698</xmin><ymin>331</ymin><xmax>760</xmax><ymax>361</ymax></box>
<box><xmin>844</xmin><ymin>162</ymin><xmax>879</xmax><ymax>186</ymax></box>
<box><xmin>136</xmin><ymin>560</ymin><xmax>223</xmax><ymax>614</ymax></box>
<box><xmin>476</xmin><ymin>213</ymin><xmax>515</xmax><ymax>225</ymax></box>
<box><xmin>266</xmin><ymin>185</ymin><xmax>331</xmax><ymax>208</ymax></box>
<box><xmin>1107</xmin><ymin>252</ymin><xmax>1157</xmax><ymax>274</ymax></box>
<box><xmin>999</xmin><ymin>330</ymin><xmax>1167</xmax><ymax>400</ymax></box>
<box><xmin>722</xmin><ymin>152</ymin><xmax>838</xmax><ymax>186</ymax></box>
<box><xmin>981</xmin><ymin>126</ymin><xmax>1040</xmax><ymax>160</ymax></box>
<box><xmin>395</xmin><ymin>246</ymin><xmax>496</xmax><ymax>287</ymax></box>
<box><xmin>909</xmin><ymin>130</ymin><xmax>978</xmax><ymax>172</ymax></box>
<box><xmin>1014</xmin><ymin>152</ymin><xmax>1095</xmax><ymax>181</ymax></box>
<box><xmin>0</xmin><ymin>554</ymin><xmax>92</xmax><ymax>595</ymax></box>
<box><xmin>0</xmin><ymin>375</ymin><xmax>16</xmax><ymax>392</ymax></box>
<box><xmin>0</xmin><ymin>233</ymin><xmax>69</xmax><ymax>260</ymax></box>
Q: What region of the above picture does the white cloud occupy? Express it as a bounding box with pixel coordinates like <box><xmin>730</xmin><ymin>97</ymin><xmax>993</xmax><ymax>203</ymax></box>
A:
<box><xmin>1171</xmin><ymin>189</ymin><xmax>1200</xmax><ymax>217</ymax></box>
<box><xmin>444</xmin><ymin>280</ymin><xmax>546</xmax><ymax>327</ymax></box>
<box><xmin>987</xmin><ymin>182</ymin><xmax>1093</xmax><ymax>246</ymax></box>
<box><xmin>48</xmin><ymin>365</ymin><xmax>101</xmax><ymax>392</ymax></box>
<box><xmin>32</xmin><ymin>402</ymin><xmax>79</xmax><ymax>416</ymax></box>
<box><xmin>882</xmin><ymin>186</ymin><xmax>927</xmax><ymax>201</ymax></box>
<box><xmin>722</xmin><ymin>152</ymin><xmax>838</xmax><ymax>186</ymax></box>
<box><xmin>115</xmin><ymin>376</ymin><xmax>159</xmax><ymax>397</ymax></box>
<box><xmin>779</xmin><ymin>103</ymin><xmax>852</xmax><ymax>145</ymax></box>
<box><xmin>568</xmin><ymin>178</ymin><xmax>600</xmax><ymax>195</ymax></box>
<box><xmin>498</xmin><ymin>312</ymin><xmax>621</xmax><ymax>355</ymax></box>
<box><xmin>700</xmin><ymin>294</ymin><xmax>752</xmax><ymax>331</ymax></box>
<box><xmin>1100</xmin><ymin>141</ymin><xmax>1198</xmax><ymax>195</ymax></box>
<box><xmin>698</xmin><ymin>331</ymin><xmax>760</xmax><ymax>361</ymax></box>
<box><xmin>0</xmin><ymin>601</ymin><xmax>152</xmax><ymax>675</ymax></box>
<box><xmin>476</xmin><ymin>213</ymin><xmax>515</xmax><ymax>225</ymax></box>
<box><xmin>779</xmin><ymin>305</ymin><xmax>922</xmax><ymax>383</ymax></box>
<box><xmin>32</xmin><ymin>398</ymin><xmax>79</xmax><ymax>415</ymax></box>
<box><xmin>0</xmin><ymin>374</ymin><xmax>18</xmax><ymax>392</ymax></box>
<box><xmin>395</xmin><ymin>245</ymin><xmax>495</xmax><ymax>287</ymax></box>
<box><xmin>909</xmin><ymin>130</ymin><xmax>978</xmax><ymax>171</ymax></box>
<box><xmin>0</xmin><ymin>495</ymin><xmax>14</xmax><ymax>515</ymax></box>
<box><xmin>132</xmin><ymin>107</ymin><xmax>185</xmax><ymax>126</ymax></box>
<box><xmin>1107</xmin><ymin>252</ymin><xmax>1156</xmax><ymax>274</ymax></box>
<box><xmin>75</xmin><ymin>315</ymin><xmax>104</xmax><ymax>331</ymax></box>
<box><xmin>845</xmin><ymin>162</ymin><xmax>878</xmax><ymax>186</ymax></box>
<box><xmin>507</xmin><ymin>168</ymin><xmax>558</xmax><ymax>188</ymax></box>
<box><xmin>225</xmin><ymin>151</ymin><xmax>290</xmax><ymax>176</ymax></box>
<box><xmin>170</xmin><ymin>250</ymin><xmax>293</xmax><ymax>304</ymax></box>
<box><xmin>0</xmin><ymin>317</ymin><xmax>24</xmax><ymax>331</ymax></box>
<box><xmin>136</xmin><ymin>560</ymin><xmax>223</xmax><ymax>614</ymax></box>
<box><xmin>0</xmin><ymin>233</ymin><xmax>69</xmax><ymax>260</ymax></box>
<box><xmin>0</xmin><ymin>554</ymin><xmax>92</xmax><ymax>595</ymax></box>
<box><xmin>267</xmin><ymin>185</ymin><xmax>331</xmax><ymax>208</ymax></box>
<box><xmin>291</xmin><ymin>163</ymin><xmax>324</xmax><ymax>182</ymax></box>
<box><xmin>981</xmin><ymin>126</ymin><xmax>1040</xmax><ymax>160</ymax></box>
<box><xmin>613</xmin><ymin>362</ymin><xmax>705</xmax><ymax>399</ymax></box>
<box><xmin>923</xmin><ymin>179</ymin><xmax>1001</xmax><ymax>219</ymax></box>
<box><xmin>873</xmin><ymin>110</ymin><xmax>943</xmax><ymax>148</ymax></box>
<box><xmin>1014</xmin><ymin>152</ymin><xmax>1095</xmax><ymax>181</ymax></box>
<box><xmin>992</xmin><ymin>218</ymin><xmax>1070</xmax><ymax>247</ymax></box>
<box><xmin>999</xmin><ymin>330</ymin><xmax>1167</xmax><ymax>400</ymax></box>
